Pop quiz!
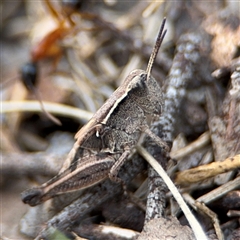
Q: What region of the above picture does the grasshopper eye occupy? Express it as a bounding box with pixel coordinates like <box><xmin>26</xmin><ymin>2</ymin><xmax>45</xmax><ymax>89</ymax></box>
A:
<box><xmin>130</xmin><ymin>77</ymin><xmax>147</xmax><ymax>97</ymax></box>
<box><xmin>140</xmin><ymin>73</ymin><xmax>147</xmax><ymax>79</ymax></box>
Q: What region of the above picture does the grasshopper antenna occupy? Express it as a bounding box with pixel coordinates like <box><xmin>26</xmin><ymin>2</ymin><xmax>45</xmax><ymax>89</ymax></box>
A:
<box><xmin>146</xmin><ymin>17</ymin><xmax>167</xmax><ymax>81</ymax></box>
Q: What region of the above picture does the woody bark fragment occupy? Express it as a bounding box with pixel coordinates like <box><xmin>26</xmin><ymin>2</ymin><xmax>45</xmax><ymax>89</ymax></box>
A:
<box><xmin>208</xmin><ymin>60</ymin><xmax>240</xmax><ymax>185</ymax></box>
<box><xmin>145</xmin><ymin>32</ymin><xmax>210</xmax><ymax>221</ymax></box>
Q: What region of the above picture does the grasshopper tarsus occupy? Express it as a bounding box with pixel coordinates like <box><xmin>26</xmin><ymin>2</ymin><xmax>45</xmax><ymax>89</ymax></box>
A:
<box><xmin>21</xmin><ymin>188</ymin><xmax>44</xmax><ymax>207</ymax></box>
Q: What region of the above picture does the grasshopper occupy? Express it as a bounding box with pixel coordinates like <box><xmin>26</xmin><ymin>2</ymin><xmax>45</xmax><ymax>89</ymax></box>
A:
<box><xmin>22</xmin><ymin>18</ymin><xmax>168</xmax><ymax>207</ymax></box>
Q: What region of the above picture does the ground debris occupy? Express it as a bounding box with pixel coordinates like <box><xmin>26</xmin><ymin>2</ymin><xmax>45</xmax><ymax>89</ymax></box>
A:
<box><xmin>1</xmin><ymin>1</ymin><xmax>240</xmax><ymax>239</ymax></box>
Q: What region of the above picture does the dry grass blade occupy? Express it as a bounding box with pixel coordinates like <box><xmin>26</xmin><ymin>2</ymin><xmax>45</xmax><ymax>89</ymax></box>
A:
<box><xmin>195</xmin><ymin>202</ymin><xmax>224</xmax><ymax>240</ymax></box>
<box><xmin>197</xmin><ymin>175</ymin><xmax>240</xmax><ymax>204</ymax></box>
<box><xmin>176</xmin><ymin>154</ymin><xmax>240</xmax><ymax>185</ymax></box>
<box><xmin>136</xmin><ymin>145</ymin><xmax>208</xmax><ymax>240</ymax></box>
<box><xmin>1</xmin><ymin>100</ymin><xmax>93</xmax><ymax>122</ymax></box>
<box><xmin>183</xmin><ymin>193</ymin><xmax>224</xmax><ymax>240</ymax></box>
<box><xmin>170</xmin><ymin>131</ymin><xmax>211</xmax><ymax>160</ymax></box>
